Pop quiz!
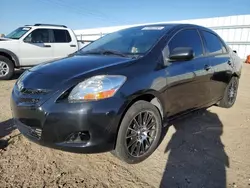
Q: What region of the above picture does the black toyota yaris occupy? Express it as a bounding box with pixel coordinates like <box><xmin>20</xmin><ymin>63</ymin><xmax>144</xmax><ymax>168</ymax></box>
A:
<box><xmin>11</xmin><ymin>24</ymin><xmax>242</xmax><ymax>164</ymax></box>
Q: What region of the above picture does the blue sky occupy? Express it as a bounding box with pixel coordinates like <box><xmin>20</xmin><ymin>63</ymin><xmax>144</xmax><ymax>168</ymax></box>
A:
<box><xmin>1</xmin><ymin>0</ymin><xmax>250</xmax><ymax>34</ymax></box>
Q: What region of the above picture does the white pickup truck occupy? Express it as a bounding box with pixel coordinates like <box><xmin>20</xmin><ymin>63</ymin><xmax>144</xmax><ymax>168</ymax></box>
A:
<box><xmin>0</xmin><ymin>24</ymin><xmax>91</xmax><ymax>80</ymax></box>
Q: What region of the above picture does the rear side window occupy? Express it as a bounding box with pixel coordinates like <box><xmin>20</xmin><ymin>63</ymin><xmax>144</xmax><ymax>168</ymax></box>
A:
<box><xmin>53</xmin><ymin>29</ymin><xmax>71</xmax><ymax>43</ymax></box>
<box><xmin>201</xmin><ymin>31</ymin><xmax>227</xmax><ymax>55</ymax></box>
<box><xmin>168</xmin><ymin>29</ymin><xmax>203</xmax><ymax>58</ymax></box>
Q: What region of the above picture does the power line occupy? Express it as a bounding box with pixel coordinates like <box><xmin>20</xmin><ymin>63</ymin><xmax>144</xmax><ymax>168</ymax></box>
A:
<box><xmin>57</xmin><ymin>0</ymin><xmax>115</xmax><ymax>20</ymax></box>
<box><xmin>59</xmin><ymin>0</ymin><xmax>130</xmax><ymax>25</ymax></box>
<box><xmin>38</xmin><ymin>0</ymin><xmax>127</xmax><ymax>26</ymax></box>
<box><xmin>57</xmin><ymin>0</ymin><xmax>130</xmax><ymax>25</ymax></box>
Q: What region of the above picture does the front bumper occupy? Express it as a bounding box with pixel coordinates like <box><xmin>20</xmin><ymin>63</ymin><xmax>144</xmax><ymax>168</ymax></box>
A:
<box><xmin>11</xmin><ymin>88</ymin><xmax>126</xmax><ymax>153</ymax></box>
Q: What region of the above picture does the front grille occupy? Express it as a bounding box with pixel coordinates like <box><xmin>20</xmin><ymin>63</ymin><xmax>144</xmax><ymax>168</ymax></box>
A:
<box><xmin>15</xmin><ymin>85</ymin><xmax>51</xmax><ymax>105</ymax></box>
<box><xmin>19</xmin><ymin>98</ymin><xmax>40</xmax><ymax>104</ymax></box>
<box><xmin>29</xmin><ymin>128</ymin><xmax>42</xmax><ymax>139</ymax></box>
<box><xmin>20</xmin><ymin>88</ymin><xmax>50</xmax><ymax>95</ymax></box>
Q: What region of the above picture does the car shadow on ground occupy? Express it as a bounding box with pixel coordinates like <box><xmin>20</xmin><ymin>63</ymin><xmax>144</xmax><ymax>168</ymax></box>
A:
<box><xmin>160</xmin><ymin>109</ymin><xmax>229</xmax><ymax>188</ymax></box>
<box><xmin>0</xmin><ymin>119</ymin><xmax>16</xmax><ymax>150</ymax></box>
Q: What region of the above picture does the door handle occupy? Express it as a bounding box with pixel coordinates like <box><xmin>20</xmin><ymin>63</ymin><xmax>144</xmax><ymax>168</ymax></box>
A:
<box><xmin>204</xmin><ymin>65</ymin><xmax>212</xmax><ymax>71</ymax></box>
<box><xmin>43</xmin><ymin>44</ymin><xmax>51</xmax><ymax>48</ymax></box>
<box><xmin>70</xmin><ymin>45</ymin><xmax>76</xmax><ymax>47</ymax></box>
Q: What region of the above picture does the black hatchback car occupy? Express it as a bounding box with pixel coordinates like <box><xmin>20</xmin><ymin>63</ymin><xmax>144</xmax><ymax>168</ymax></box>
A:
<box><xmin>11</xmin><ymin>24</ymin><xmax>242</xmax><ymax>164</ymax></box>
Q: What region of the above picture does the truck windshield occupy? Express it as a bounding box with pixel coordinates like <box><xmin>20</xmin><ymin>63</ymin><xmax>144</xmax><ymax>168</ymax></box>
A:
<box><xmin>5</xmin><ymin>27</ymin><xmax>31</xmax><ymax>39</ymax></box>
<box><xmin>79</xmin><ymin>25</ymin><xmax>171</xmax><ymax>56</ymax></box>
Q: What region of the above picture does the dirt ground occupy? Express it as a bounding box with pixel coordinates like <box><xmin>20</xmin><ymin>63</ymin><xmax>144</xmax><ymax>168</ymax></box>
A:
<box><xmin>0</xmin><ymin>65</ymin><xmax>250</xmax><ymax>188</ymax></box>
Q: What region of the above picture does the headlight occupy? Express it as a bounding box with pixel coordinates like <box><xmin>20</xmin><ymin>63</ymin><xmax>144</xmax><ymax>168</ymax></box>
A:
<box><xmin>68</xmin><ymin>75</ymin><xmax>126</xmax><ymax>101</ymax></box>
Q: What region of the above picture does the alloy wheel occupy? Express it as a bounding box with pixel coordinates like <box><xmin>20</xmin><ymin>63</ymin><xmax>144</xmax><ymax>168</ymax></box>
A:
<box><xmin>126</xmin><ymin>111</ymin><xmax>157</xmax><ymax>157</ymax></box>
<box><xmin>0</xmin><ymin>61</ymin><xmax>9</xmax><ymax>77</ymax></box>
<box><xmin>228</xmin><ymin>79</ymin><xmax>237</xmax><ymax>105</ymax></box>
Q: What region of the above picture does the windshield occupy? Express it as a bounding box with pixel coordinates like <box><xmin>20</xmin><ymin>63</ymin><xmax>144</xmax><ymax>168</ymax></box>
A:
<box><xmin>5</xmin><ymin>27</ymin><xmax>31</xmax><ymax>39</ymax></box>
<box><xmin>80</xmin><ymin>26</ymin><xmax>170</xmax><ymax>56</ymax></box>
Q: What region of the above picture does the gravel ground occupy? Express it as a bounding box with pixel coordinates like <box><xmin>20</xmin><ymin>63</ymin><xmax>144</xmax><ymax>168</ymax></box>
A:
<box><xmin>0</xmin><ymin>65</ymin><xmax>250</xmax><ymax>188</ymax></box>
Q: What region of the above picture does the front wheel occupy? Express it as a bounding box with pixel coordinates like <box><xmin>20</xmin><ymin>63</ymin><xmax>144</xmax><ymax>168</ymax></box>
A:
<box><xmin>113</xmin><ymin>100</ymin><xmax>162</xmax><ymax>164</ymax></box>
<box><xmin>0</xmin><ymin>56</ymin><xmax>14</xmax><ymax>80</ymax></box>
<box><xmin>218</xmin><ymin>76</ymin><xmax>239</xmax><ymax>108</ymax></box>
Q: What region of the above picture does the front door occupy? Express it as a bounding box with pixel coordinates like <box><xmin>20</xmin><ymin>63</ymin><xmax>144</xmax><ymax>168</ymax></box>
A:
<box><xmin>162</xmin><ymin>28</ymin><xmax>212</xmax><ymax>116</ymax></box>
<box><xmin>19</xmin><ymin>28</ymin><xmax>54</xmax><ymax>66</ymax></box>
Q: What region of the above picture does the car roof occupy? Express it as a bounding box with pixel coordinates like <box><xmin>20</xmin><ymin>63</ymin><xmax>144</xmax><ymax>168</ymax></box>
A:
<box><xmin>127</xmin><ymin>23</ymin><xmax>212</xmax><ymax>32</ymax></box>
<box><xmin>128</xmin><ymin>23</ymin><xmax>218</xmax><ymax>38</ymax></box>
<box><xmin>23</xmin><ymin>24</ymin><xmax>70</xmax><ymax>30</ymax></box>
<box><xmin>151</xmin><ymin>23</ymin><xmax>209</xmax><ymax>28</ymax></box>
<box><xmin>30</xmin><ymin>26</ymin><xmax>70</xmax><ymax>30</ymax></box>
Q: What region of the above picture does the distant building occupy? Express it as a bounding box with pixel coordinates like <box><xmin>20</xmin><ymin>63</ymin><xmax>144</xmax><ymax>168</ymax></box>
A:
<box><xmin>74</xmin><ymin>14</ymin><xmax>250</xmax><ymax>59</ymax></box>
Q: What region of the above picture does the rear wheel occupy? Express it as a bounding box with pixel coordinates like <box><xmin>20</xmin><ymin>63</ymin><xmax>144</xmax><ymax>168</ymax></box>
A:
<box><xmin>218</xmin><ymin>77</ymin><xmax>239</xmax><ymax>108</ymax></box>
<box><xmin>0</xmin><ymin>56</ymin><xmax>14</xmax><ymax>80</ymax></box>
<box><xmin>113</xmin><ymin>100</ymin><xmax>162</xmax><ymax>164</ymax></box>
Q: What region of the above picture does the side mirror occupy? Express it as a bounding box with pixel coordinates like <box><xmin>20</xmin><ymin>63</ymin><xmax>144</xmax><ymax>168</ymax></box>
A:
<box><xmin>169</xmin><ymin>47</ymin><xmax>194</xmax><ymax>61</ymax></box>
<box><xmin>233</xmin><ymin>50</ymin><xmax>237</xmax><ymax>53</ymax></box>
<box><xmin>23</xmin><ymin>37</ymin><xmax>32</xmax><ymax>43</ymax></box>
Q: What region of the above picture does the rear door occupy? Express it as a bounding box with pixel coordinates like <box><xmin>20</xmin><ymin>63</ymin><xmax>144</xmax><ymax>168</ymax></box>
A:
<box><xmin>163</xmin><ymin>28</ymin><xmax>212</xmax><ymax>116</ymax></box>
<box><xmin>20</xmin><ymin>28</ymin><xmax>54</xmax><ymax>66</ymax></box>
<box><xmin>200</xmin><ymin>30</ymin><xmax>233</xmax><ymax>102</ymax></box>
<box><xmin>51</xmin><ymin>29</ymin><xmax>78</xmax><ymax>60</ymax></box>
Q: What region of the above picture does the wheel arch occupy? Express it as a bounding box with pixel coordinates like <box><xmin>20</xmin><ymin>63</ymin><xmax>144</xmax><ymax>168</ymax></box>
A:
<box><xmin>113</xmin><ymin>91</ymin><xmax>165</xmax><ymax>147</ymax></box>
<box><xmin>123</xmin><ymin>92</ymin><xmax>165</xmax><ymax>120</ymax></box>
<box><xmin>0</xmin><ymin>49</ymin><xmax>20</xmax><ymax>67</ymax></box>
<box><xmin>112</xmin><ymin>91</ymin><xmax>166</xmax><ymax>153</ymax></box>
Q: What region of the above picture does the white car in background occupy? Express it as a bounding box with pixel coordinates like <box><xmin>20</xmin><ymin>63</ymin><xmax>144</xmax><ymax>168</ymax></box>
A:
<box><xmin>0</xmin><ymin>24</ymin><xmax>91</xmax><ymax>80</ymax></box>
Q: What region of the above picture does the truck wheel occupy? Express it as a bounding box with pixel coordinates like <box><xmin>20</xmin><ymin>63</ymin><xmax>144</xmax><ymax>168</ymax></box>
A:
<box><xmin>0</xmin><ymin>56</ymin><xmax>14</xmax><ymax>80</ymax></box>
<box><xmin>218</xmin><ymin>76</ymin><xmax>239</xmax><ymax>108</ymax></box>
<box><xmin>113</xmin><ymin>100</ymin><xmax>162</xmax><ymax>164</ymax></box>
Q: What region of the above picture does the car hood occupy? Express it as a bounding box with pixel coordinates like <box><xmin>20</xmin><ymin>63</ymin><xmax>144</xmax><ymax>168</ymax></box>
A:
<box><xmin>23</xmin><ymin>55</ymin><xmax>134</xmax><ymax>89</ymax></box>
<box><xmin>30</xmin><ymin>55</ymin><xmax>133</xmax><ymax>77</ymax></box>
<box><xmin>0</xmin><ymin>39</ymin><xmax>18</xmax><ymax>48</ymax></box>
<box><xmin>0</xmin><ymin>37</ymin><xmax>14</xmax><ymax>41</ymax></box>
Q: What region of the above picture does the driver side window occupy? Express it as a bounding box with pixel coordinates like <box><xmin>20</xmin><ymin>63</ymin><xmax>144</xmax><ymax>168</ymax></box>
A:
<box><xmin>24</xmin><ymin>29</ymin><xmax>50</xmax><ymax>43</ymax></box>
<box><xmin>167</xmin><ymin>29</ymin><xmax>204</xmax><ymax>58</ymax></box>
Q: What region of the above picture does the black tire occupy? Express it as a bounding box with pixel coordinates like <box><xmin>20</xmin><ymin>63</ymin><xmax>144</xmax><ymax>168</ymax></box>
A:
<box><xmin>113</xmin><ymin>100</ymin><xmax>162</xmax><ymax>164</ymax></box>
<box><xmin>0</xmin><ymin>55</ymin><xmax>14</xmax><ymax>80</ymax></box>
<box><xmin>218</xmin><ymin>76</ymin><xmax>239</xmax><ymax>108</ymax></box>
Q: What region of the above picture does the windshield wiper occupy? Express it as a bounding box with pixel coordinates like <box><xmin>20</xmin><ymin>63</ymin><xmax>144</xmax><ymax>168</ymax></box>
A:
<box><xmin>101</xmin><ymin>49</ymin><xmax>128</xmax><ymax>57</ymax></box>
<box><xmin>80</xmin><ymin>49</ymin><xmax>130</xmax><ymax>58</ymax></box>
<box><xmin>80</xmin><ymin>49</ymin><xmax>103</xmax><ymax>55</ymax></box>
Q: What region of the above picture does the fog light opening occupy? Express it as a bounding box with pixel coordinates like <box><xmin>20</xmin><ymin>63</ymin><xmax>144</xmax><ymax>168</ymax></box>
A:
<box><xmin>66</xmin><ymin>131</ymin><xmax>90</xmax><ymax>143</ymax></box>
